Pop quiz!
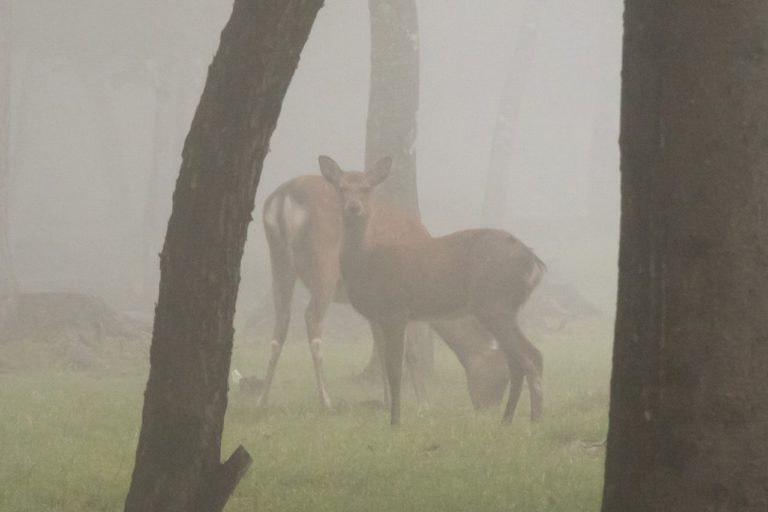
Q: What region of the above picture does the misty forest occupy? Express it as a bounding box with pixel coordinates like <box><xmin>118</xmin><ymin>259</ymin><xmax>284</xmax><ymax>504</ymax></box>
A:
<box><xmin>1</xmin><ymin>1</ymin><xmax>767</xmax><ymax>511</ymax></box>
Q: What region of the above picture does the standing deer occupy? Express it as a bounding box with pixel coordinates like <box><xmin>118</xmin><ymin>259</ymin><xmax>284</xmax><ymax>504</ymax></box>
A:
<box><xmin>257</xmin><ymin>175</ymin><xmax>511</xmax><ymax>410</ymax></box>
<box><xmin>319</xmin><ymin>155</ymin><xmax>545</xmax><ymax>425</ymax></box>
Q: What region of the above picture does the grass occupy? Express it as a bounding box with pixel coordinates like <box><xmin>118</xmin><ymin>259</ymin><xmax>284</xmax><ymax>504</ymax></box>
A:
<box><xmin>0</xmin><ymin>319</ymin><xmax>612</xmax><ymax>512</ymax></box>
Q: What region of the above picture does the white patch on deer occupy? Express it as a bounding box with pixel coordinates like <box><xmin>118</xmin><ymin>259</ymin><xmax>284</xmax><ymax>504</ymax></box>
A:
<box><xmin>263</xmin><ymin>196</ymin><xmax>281</xmax><ymax>231</ymax></box>
<box><xmin>282</xmin><ymin>195</ymin><xmax>308</xmax><ymax>244</ymax></box>
<box><xmin>230</xmin><ymin>368</ymin><xmax>243</xmax><ymax>386</ymax></box>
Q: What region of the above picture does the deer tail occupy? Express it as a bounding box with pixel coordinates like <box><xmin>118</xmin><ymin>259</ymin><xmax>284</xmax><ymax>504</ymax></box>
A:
<box><xmin>526</xmin><ymin>251</ymin><xmax>547</xmax><ymax>290</ymax></box>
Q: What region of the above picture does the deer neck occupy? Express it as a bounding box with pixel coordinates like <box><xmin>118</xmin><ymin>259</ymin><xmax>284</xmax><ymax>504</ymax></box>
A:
<box><xmin>339</xmin><ymin>213</ymin><xmax>374</xmax><ymax>277</ymax></box>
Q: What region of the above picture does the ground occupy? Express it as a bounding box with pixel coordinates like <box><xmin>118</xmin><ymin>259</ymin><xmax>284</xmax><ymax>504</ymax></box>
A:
<box><xmin>0</xmin><ymin>318</ymin><xmax>610</xmax><ymax>512</ymax></box>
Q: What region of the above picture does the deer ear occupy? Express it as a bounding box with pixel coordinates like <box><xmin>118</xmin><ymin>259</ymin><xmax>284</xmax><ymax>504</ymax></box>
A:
<box><xmin>366</xmin><ymin>156</ymin><xmax>392</xmax><ymax>187</ymax></box>
<box><xmin>318</xmin><ymin>155</ymin><xmax>343</xmax><ymax>185</ymax></box>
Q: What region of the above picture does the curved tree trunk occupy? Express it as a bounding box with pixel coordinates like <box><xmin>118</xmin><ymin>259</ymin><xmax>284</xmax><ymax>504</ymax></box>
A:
<box><xmin>123</xmin><ymin>2</ymin><xmax>322</xmax><ymax>511</ymax></box>
<box><xmin>359</xmin><ymin>0</ymin><xmax>433</xmax><ymax>383</ymax></box>
<box><xmin>602</xmin><ymin>2</ymin><xmax>768</xmax><ymax>510</ymax></box>
<box><xmin>480</xmin><ymin>0</ymin><xmax>545</xmax><ymax>227</ymax></box>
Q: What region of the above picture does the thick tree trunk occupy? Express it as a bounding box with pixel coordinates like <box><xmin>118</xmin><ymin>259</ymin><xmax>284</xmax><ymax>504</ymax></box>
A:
<box><xmin>602</xmin><ymin>2</ymin><xmax>768</xmax><ymax>511</ymax></box>
<box><xmin>0</xmin><ymin>0</ymin><xmax>18</xmax><ymax>303</ymax></box>
<box><xmin>481</xmin><ymin>0</ymin><xmax>544</xmax><ymax>227</ymax></box>
<box><xmin>360</xmin><ymin>0</ymin><xmax>433</xmax><ymax>383</ymax></box>
<box><xmin>123</xmin><ymin>2</ymin><xmax>322</xmax><ymax>512</ymax></box>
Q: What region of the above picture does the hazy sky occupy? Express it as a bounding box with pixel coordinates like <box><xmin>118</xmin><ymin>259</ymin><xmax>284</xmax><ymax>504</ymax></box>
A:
<box><xmin>5</xmin><ymin>0</ymin><xmax>623</xmax><ymax>312</ymax></box>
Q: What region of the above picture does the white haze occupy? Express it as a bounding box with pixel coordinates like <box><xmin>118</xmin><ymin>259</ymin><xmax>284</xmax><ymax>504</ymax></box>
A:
<box><xmin>4</xmin><ymin>0</ymin><xmax>622</xmax><ymax>320</ymax></box>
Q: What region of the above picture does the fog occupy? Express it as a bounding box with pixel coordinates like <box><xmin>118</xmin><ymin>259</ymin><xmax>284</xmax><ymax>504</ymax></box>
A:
<box><xmin>3</xmin><ymin>0</ymin><xmax>622</xmax><ymax>319</ymax></box>
<box><xmin>0</xmin><ymin>2</ymin><xmax>629</xmax><ymax>509</ymax></box>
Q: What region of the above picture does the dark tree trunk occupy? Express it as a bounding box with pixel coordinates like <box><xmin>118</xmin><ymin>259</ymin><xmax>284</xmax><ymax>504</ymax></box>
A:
<box><xmin>359</xmin><ymin>0</ymin><xmax>433</xmax><ymax>383</ymax></box>
<box><xmin>481</xmin><ymin>0</ymin><xmax>544</xmax><ymax>227</ymax></box>
<box><xmin>602</xmin><ymin>2</ymin><xmax>768</xmax><ymax>511</ymax></box>
<box><xmin>123</xmin><ymin>2</ymin><xmax>322</xmax><ymax>512</ymax></box>
<box><xmin>0</xmin><ymin>0</ymin><xmax>18</xmax><ymax>303</ymax></box>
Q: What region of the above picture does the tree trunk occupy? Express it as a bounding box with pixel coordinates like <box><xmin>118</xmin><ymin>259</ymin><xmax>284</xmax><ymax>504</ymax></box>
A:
<box><xmin>365</xmin><ymin>0</ymin><xmax>420</xmax><ymax>214</ymax></box>
<box><xmin>0</xmin><ymin>0</ymin><xmax>18</xmax><ymax>302</ymax></box>
<box><xmin>359</xmin><ymin>0</ymin><xmax>433</xmax><ymax>383</ymax></box>
<box><xmin>602</xmin><ymin>2</ymin><xmax>768</xmax><ymax>511</ymax></box>
<box><xmin>480</xmin><ymin>0</ymin><xmax>544</xmax><ymax>227</ymax></box>
<box><xmin>123</xmin><ymin>2</ymin><xmax>322</xmax><ymax>512</ymax></box>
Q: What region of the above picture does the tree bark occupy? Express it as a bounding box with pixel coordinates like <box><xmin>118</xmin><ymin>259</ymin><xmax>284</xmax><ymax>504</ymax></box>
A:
<box><xmin>123</xmin><ymin>2</ymin><xmax>322</xmax><ymax>512</ymax></box>
<box><xmin>360</xmin><ymin>0</ymin><xmax>433</xmax><ymax>383</ymax></box>
<box><xmin>481</xmin><ymin>0</ymin><xmax>544</xmax><ymax>227</ymax></box>
<box><xmin>602</xmin><ymin>2</ymin><xmax>768</xmax><ymax>511</ymax></box>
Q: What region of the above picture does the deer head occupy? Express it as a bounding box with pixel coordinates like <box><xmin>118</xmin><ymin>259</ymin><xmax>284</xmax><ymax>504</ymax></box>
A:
<box><xmin>318</xmin><ymin>155</ymin><xmax>392</xmax><ymax>226</ymax></box>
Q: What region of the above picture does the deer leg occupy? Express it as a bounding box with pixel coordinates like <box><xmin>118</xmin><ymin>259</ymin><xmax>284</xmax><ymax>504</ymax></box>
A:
<box><xmin>370</xmin><ymin>322</ymin><xmax>391</xmax><ymax>408</ymax></box>
<box><xmin>306</xmin><ymin>293</ymin><xmax>333</xmax><ymax>409</ymax></box>
<box><xmin>477</xmin><ymin>311</ymin><xmax>541</xmax><ymax>423</ymax></box>
<box><xmin>501</xmin><ymin>353</ymin><xmax>526</xmax><ymax>423</ymax></box>
<box><xmin>380</xmin><ymin>320</ymin><xmax>407</xmax><ymax>426</ymax></box>
<box><xmin>257</xmin><ymin>262</ymin><xmax>296</xmax><ymax>409</ymax></box>
<box><xmin>514</xmin><ymin>324</ymin><xmax>543</xmax><ymax>421</ymax></box>
<box><xmin>404</xmin><ymin>323</ymin><xmax>430</xmax><ymax>410</ymax></box>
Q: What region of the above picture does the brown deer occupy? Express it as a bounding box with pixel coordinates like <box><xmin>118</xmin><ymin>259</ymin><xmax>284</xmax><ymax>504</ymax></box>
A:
<box><xmin>257</xmin><ymin>174</ymin><xmax>510</xmax><ymax>410</ymax></box>
<box><xmin>319</xmin><ymin>155</ymin><xmax>545</xmax><ymax>425</ymax></box>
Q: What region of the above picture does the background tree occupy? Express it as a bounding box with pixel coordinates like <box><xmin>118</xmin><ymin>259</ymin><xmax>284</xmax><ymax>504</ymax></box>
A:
<box><xmin>481</xmin><ymin>0</ymin><xmax>545</xmax><ymax>227</ymax></box>
<box><xmin>366</xmin><ymin>0</ymin><xmax>420</xmax><ymax>213</ymax></box>
<box><xmin>602</xmin><ymin>2</ymin><xmax>768</xmax><ymax>510</ymax></box>
<box><xmin>0</xmin><ymin>0</ymin><xmax>18</xmax><ymax>307</ymax></box>
<box><xmin>359</xmin><ymin>0</ymin><xmax>434</xmax><ymax>382</ymax></box>
<box><xmin>123</xmin><ymin>1</ymin><xmax>323</xmax><ymax>511</ymax></box>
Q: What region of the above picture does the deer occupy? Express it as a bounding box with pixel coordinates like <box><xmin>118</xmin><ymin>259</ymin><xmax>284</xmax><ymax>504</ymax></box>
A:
<box><xmin>318</xmin><ymin>155</ymin><xmax>545</xmax><ymax>426</ymax></box>
<box><xmin>256</xmin><ymin>174</ymin><xmax>511</xmax><ymax>411</ymax></box>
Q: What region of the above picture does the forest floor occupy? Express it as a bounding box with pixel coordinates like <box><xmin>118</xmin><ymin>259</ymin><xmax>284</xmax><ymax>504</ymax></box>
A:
<box><xmin>0</xmin><ymin>318</ymin><xmax>612</xmax><ymax>512</ymax></box>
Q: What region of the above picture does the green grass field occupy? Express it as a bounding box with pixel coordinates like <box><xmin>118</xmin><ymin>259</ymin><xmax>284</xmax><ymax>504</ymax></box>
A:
<box><xmin>0</xmin><ymin>319</ymin><xmax>612</xmax><ymax>512</ymax></box>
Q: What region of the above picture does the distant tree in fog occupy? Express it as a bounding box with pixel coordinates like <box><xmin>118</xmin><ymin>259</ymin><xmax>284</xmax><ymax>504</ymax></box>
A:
<box><xmin>360</xmin><ymin>0</ymin><xmax>434</xmax><ymax>382</ymax></box>
<box><xmin>10</xmin><ymin>1</ymin><xmax>226</xmax><ymax>306</ymax></box>
<box><xmin>139</xmin><ymin>3</ymin><xmax>225</xmax><ymax>301</ymax></box>
<box><xmin>0</xmin><ymin>0</ymin><xmax>18</xmax><ymax>305</ymax></box>
<box><xmin>123</xmin><ymin>1</ymin><xmax>323</xmax><ymax>510</ymax></box>
<box><xmin>602</xmin><ymin>2</ymin><xmax>768</xmax><ymax>510</ymax></box>
<box><xmin>366</xmin><ymin>0</ymin><xmax>420</xmax><ymax>214</ymax></box>
<box><xmin>481</xmin><ymin>0</ymin><xmax>545</xmax><ymax>227</ymax></box>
